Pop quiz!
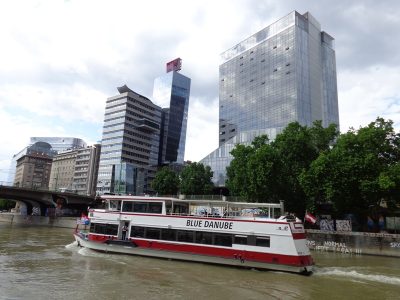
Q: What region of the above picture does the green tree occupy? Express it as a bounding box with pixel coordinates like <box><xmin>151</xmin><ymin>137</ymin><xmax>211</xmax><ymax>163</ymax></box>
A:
<box><xmin>151</xmin><ymin>166</ymin><xmax>179</xmax><ymax>196</ymax></box>
<box><xmin>226</xmin><ymin>121</ymin><xmax>338</xmax><ymax>214</ymax></box>
<box><xmin>0</xmin><ymin>199</ymin><xmax>15</xmax><ymax>211</ymax></box>
<box><xmin>180</xmin><ymin>162</ymin><xmax>214</xmax><ymax>195</ymax></box>
<box><xmin>300</xmin><ymin>118</ymin><xmax>400</xmax><ymax>215</ymax></box>
<box><xmin>270</xmin><ymin>122</ymin><xmax>337</xmax><ymax>213</ymax></box>
<box><xmin>226</xmin><ymin>144</ymin><xmax>255</xmax><ymax>198</ymax></box>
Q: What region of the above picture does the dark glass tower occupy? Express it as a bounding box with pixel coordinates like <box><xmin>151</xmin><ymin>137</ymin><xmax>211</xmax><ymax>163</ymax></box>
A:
<box><xmin>153</xmin><ymin>58</ymin><xmax>191</xmax><ymax>165</ymax></box>
<box><xmin>201</xmin><ymin>11</ymin><xmax>339</xmax><ymax>186</ymax></box>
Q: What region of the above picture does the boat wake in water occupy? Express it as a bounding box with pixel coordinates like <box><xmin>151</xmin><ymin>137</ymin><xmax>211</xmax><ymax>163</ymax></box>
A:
<box><xmin>315</xmin><ymin>267</ymin><xmax>400</xmax><ymax>286</ymax></box>
<box><xmin>64</xmin><ymin>241</ymin><xmax>78</xmax><ymax>249</ymax></box>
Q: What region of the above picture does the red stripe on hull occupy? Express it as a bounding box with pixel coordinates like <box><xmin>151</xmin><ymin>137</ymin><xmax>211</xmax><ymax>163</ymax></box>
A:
<box><xmin>87</xmin><ymin>234</ymin><xmax>312</xmax><ymax>267</ymax></box>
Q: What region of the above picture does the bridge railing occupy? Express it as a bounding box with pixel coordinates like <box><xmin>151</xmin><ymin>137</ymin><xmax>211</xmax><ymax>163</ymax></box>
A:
<box><xmin>0</xmin><ymin>181</ymin><xmax>83</xmax><ymax>195</ymax></box>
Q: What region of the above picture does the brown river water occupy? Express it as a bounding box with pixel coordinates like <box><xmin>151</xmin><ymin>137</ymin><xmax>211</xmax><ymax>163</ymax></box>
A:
<box><xmin>0</xmin><ymin>224</ymin><xmax>399</xmax><ymax>300</ymax></box>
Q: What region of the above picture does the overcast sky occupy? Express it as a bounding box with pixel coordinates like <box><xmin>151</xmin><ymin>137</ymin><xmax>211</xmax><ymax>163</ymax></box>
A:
<box><xmin>1</xmin><ymin>0</ymin><xmax>400</xmax><ymax>182</ymax></box>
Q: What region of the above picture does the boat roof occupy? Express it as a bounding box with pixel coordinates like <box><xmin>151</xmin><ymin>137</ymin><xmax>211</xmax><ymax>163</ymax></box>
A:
<box><xmin>99</xmin><ymin>195</ymin><xmax>282</xmax><ymax>209</ymax></box>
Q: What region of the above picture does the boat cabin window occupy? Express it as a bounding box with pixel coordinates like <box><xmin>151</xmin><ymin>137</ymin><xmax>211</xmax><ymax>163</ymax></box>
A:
<box><xmin>127</xmin><ymin>226</ymin><xmax>271</xmax><ymax>248</ymax></box>
<box><xmin>90</xmin><ymin>223</ymin><xmax>118</xmax><ymax>236</ymax></box>
<box><xmin>122</xmin><ymin>201</ymin><xmax>133</xmax><ymax>212</ymax></box>
<box><xmin>148</xmin><ymin>202</ymin><xmax>162</xmax><ymax>214</ymax></box>
<box><xmin>173</xmin><ymin>203</ymin><xmax>189</xmax><ymax>215</ymax></box>
<box><xmin>256</xmin><ymin>237</ymin><xmax>270</xmax><ymax>247</ymax></box>
<box><xmin>214</xmin><ymin>233</ymin><xmax>232</xmax><ymax>247</ymax></box>
<box><xmin>145</xmin><ymin>228</ymin><xmax>161</xmax><ymax>240</ymax></box>
<box><xmin>109</xmin><ymin>200</ymin><xmax>121</xmax><ymax>211</ymax></box>
<box><xmin>195</xmin><ymin>231</ymin><xmax>213</xmax><ymax>245</ymax></box>
<box><xmin>177</xmin><ymin>230</ymin><xmax>194</xmax><ymax>243</ymax></box>
<box><xmin>127</xmin><ymin>201</ymin><xmax>163</xmax><ymax>214</ymax></box>
<box><xmin>165</xmin><ymin>201</ymin><xmax>172</xmax><ymax>214</ymax></box>
<box><xmin>131</xmin><ymin>226</ymin><xmax>145</xmax><ymax>238</ymax></box>
<box><xmin>234</xmin><ymin>235</ymin><xmax>248</xmax><ymax>245</ymax></box>
<box><xmin>133</xmin><ymin>202</ymin><xmax>147</xmax><ymax>213</ymax></box>
<box><xmin>161</xmin><ymin>229</ymin><xmax>176</xmax><ymax>241</ymax></box>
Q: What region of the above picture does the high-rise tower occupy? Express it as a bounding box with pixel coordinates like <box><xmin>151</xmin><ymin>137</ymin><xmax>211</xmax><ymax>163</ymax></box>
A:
<box><xmin>153</xmin><ymin>58</ymin><xmax>191</xmax><ymax>166</ymax></box>
<box><xmin>96</xmin><ymin>86</ymin><xmax>162</xmax><ymax>195</ymax></box>
<box><xmin>201</xmin><ymin>11</ymin><xmax>339</xmax><ymax>186</ymax></box>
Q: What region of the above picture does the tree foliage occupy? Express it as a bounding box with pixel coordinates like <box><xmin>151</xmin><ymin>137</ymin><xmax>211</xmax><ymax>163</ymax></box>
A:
<box><xmin>151</xmin><ymin>166</ymin><xmax>179</xmax><ymax>195</ymax></box>
<box><xmin>180</xmin><ymin>162</ymin><xmax>214</xmax><ymax>195</ymax></box>
<box><xmin>226</xmin><ymin>121</ymin><xmax>339</xmax><ymax>214</ymax></box>
<box><xmin>0</xmin><ymin>199</ymin><xmax>15</xmax><ymax>210</ymax></box>
<box><xmin>299</xmin><ymin>118</ymin><xmax>400</xmax><ymax>215</ymax></box>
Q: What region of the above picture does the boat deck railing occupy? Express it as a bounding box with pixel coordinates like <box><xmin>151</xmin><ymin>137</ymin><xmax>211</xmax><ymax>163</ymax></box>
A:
<box><xmin>167</xmin><ymin>212</ymin><xmax>277</xmax><ymax>220</ymax></box>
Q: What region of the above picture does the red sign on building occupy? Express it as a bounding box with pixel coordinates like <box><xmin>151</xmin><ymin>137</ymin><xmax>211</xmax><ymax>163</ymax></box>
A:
<box><xmin>166</xmin><ymin>58</ymin><xmax>182</xmax><ymax>73</ymax></box>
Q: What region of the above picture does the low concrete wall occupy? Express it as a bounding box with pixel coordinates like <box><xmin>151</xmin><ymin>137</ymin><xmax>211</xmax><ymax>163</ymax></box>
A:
<box><xmin>306</xmin><ymin>229</ymin><xmax>400</xmax><ymax>257</ymax></box>
<box><xmin>0</xmin><ymin>213</ymin><xmax>77</xmax><ymax>228</ymax></box>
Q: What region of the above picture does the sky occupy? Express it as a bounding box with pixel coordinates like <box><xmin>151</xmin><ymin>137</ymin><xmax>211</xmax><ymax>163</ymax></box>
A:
<box><xmin>1</xmin><ymin>0</ymin><xmax>400</xmax><ymax>182</ymax></box>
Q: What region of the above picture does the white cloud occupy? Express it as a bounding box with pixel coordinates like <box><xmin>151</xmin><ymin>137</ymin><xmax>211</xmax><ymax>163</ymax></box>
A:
<box><xmin>338</xmin><ymin>66</ymin><xmax>400</xmax><ymax>132</ymax></box>
<box><xmin>0</xmin><ymin>83</ymin><xmax>107</xmax><ymax>123</ymax></box>
<box><xmin>185</xmin><ymin>97</ymin><xmax>219</xmax><ymax>162</ymax></box>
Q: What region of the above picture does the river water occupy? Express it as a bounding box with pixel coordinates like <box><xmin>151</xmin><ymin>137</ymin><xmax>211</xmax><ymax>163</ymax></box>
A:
<box><xmin>0</xmin><ymin>224</ymin><xmax>399</xmax><ymax>300</ymax></box>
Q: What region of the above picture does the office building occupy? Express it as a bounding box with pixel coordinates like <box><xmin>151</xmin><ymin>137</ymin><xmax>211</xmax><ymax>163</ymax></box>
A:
<box><xmin>73</xmin><ymin>144</ymin><xmax>101</xmax><ymax>196</ymax></box>
<box><xmin>153</xmin><ymin>58</ymin><xmax>191</xmax><ymax>165</ymax></box>
<box><xmin>48</xmin><ymin>149</ymin><xmax>77</xmax><ymax>191</ymax></box>
<box><xmin>48</xmin><ymin>144</ymin><xmax>101</xmax><ymax>195</ymax></box>
<box><xmin>201</xmin><ymin>11</ymin><xmax>339</xmax><ymax>186</ymax></box>
<box><xmin>13</xmin><ymin>142</ymin><xmax>54</xmax><ymax>189</ymax></box>
<box><xmin>96</xmin><ymin>86</ymin><xmax>162</xmax><ymax>195</ymax></box>
<box><xmin>8</xmin><ymin>137</ymin><xmax>87</xmax><ymax>184</ymax></box>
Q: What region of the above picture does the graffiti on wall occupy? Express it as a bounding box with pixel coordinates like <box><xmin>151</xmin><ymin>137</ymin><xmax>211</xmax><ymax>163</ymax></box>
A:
<box><xmin>307</xmin><ymin>239</ymin><xmax>362</xmax><ymax>254</ymax></box>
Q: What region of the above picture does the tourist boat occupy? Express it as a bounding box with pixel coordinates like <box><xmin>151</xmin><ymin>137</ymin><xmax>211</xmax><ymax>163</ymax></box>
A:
<box><xmin>74</xmin><ymin>195</ymin><xmax>314</xmax><ymax>275</ymax></box>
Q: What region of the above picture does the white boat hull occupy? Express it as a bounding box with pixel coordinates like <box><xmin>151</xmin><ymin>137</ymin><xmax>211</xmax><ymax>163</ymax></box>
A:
<box><xmin>74</xmin><ymin>233</ymin><xmax>313</xmax><ymax>275</ymax></box>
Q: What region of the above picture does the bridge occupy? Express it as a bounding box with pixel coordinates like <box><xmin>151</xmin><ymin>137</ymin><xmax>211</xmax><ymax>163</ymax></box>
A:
<box><xmin>0</xmin><ymin>185</ymin><xmax>97</xmax><ymax>217</ymax></box>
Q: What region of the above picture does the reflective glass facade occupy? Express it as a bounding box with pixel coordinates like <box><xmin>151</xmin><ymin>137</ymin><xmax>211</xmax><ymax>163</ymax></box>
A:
<box><xmin>96</xmin><ymin>86</ymin><xmax>162</xmax><ymax>195</ymax></box>
<box><xmin>153</xmin><ymin>71</ymin><xmax>191</xmax><ymax>165</ymax></box>
<box><xmin>201</xmin><ymin>11</ymin><xmax>339</xmax><ymax>186</ymax></box>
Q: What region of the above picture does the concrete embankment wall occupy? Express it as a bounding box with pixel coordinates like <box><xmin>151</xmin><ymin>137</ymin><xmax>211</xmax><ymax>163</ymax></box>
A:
<box><xmin>306</xmin><ymin>229</ymin><xmax>400</xmax><ymax>257</ymax></box>
<box><xmin>0</xmin><ymin>213</ymin><xmax>77</xmax><ymax>228</ymax></box>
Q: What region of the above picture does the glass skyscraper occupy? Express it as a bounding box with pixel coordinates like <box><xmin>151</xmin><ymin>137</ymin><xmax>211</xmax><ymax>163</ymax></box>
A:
<box><xmin>201</xmin><ymin>11</ymin><xmax>339</xmax><ymax>186</ymax></box>
<box><xmin>96</xmin><ymin>85</ymin><xmax>162</xmax><ymax>195</ymax></box>
<box><xmin>153</xmin><ymin>58</ymin><xmax>191</xmax><ymax>165</ymax></box>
